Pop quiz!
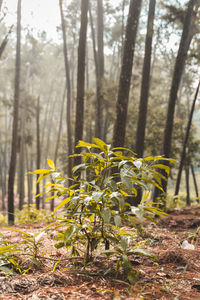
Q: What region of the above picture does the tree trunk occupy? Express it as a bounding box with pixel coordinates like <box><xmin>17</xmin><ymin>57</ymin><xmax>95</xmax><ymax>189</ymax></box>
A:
<box><xmin>89</xmin><ymin>2</ymin><xmax>103</xmax><ymax>139</ymax></box>
<box><xmin>7</xmin><ymin>0</ymin><xmax>21</xmax><ymax>224</ymax></box>
<box><xmin>18</xmin><ymin>104</ymin><xmax>25</xmax><ymax>210</ymax></box>
<box><xmin>135</xmin><ymin>0</ymin><xmax>156</xmax><ymax>157</ymax></box>
<box><xmin>0</xmin><ymin>158</ymin><xmax>6</xmax><ymax>211</ymax></box>
<box><xmin>174</xmin><ymin>79</ymin><xmax>200</xmax><ymax>196</ymax></box>
<box><xmin>153</xmin><ymin>0</ymin><xmax>197</xmax><ymax>200</ymax></box>
<box><xmin>0</xmin><ymin>26</ymin><xmax>13</xmax><ymax>59</ymax></box>
<box><xmin>59</xmin><ymin>0</ymin><xmax>73</xmax><ymax>180</ymax></box>
<box><xmin>185</xmin><ymin>166</ymin><xmax>190</xmax><ymax>206</ymax></box>
<box><xmin>50</xmin><ymin>88</ymin><xmax>66</xmax><ymax>212</ymax></box>
<box><xmin>95</xmin><ymin>0</ymin><xmax>104</xmax><ymax>138</ymax></box>
<box><xmin>112</xmin><ymin>0</ymin><xmax>142</xmax><ymax>147</ymax></box>
<box><xmin>0</xmin><ymin>0</ymin><xmax>3</xmax><ymax>11</ymax></box>
<box><xmin>36</xmin><ymin>97</ymin><xmax>41</xmax><ymax>210</ymax></box>
<box><xmin>26</xmin><ymin>143</ymin><xmax>33</xmax><ymax>206</ymax></box>
<box><xmin>74</xmin><ymin>0</ymin><xmax>89</xmax><ymax>166</ymax></box>
<box><xmin>191</xmin><ymin>164</ymin><xmax>199</xmax><ymax>203</ymax></box>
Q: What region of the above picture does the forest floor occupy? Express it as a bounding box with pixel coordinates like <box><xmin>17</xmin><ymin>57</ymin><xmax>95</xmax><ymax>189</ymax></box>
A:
<box><xmin>0</xmin><ymin>206</ymin><xmax>200</xmax><ymax>300</ymax></box>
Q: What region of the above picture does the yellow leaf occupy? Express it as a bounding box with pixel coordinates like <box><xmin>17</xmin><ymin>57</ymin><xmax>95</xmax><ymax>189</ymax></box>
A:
<box><xmin>89</xmin><ymin>214</ymin><xmax>95</xmax><ymax>223</ymax></box>
<box><xmin>47</xmin><ymin>159</ymin><xmax>55</xmax><ymax>170</ymax></box>
<box><xmin>54</xmin><ymin>197</ymin><xmax>71</xmax><ymax>213</ymax></box>
<box><xmin>28</xmin><ymin>169</ymin><xmax>53</xmax><ymax>175</ymax></box>
<box><xmin>36</xmin><ymin>174</ymin><xmax>44</xmax><ymax>184</ymax></box>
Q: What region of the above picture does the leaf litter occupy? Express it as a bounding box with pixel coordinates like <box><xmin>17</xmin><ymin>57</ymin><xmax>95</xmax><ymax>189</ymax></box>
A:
<box><xmin>0</xmin><ymin>206</ymin><xmax>200</xmax><ymax>299</ymax></box>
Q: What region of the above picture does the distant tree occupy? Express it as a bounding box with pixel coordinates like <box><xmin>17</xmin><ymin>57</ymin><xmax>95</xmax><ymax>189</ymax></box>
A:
<box><xmin>191</xmin><ymin>164</ymin><xmax>199</xmax><ymax>202</ymax></box>
<box><xmin>36</xmin><ymin>97</ymin><xmax>41</xmax><ymax>210</ymax></box>
<box><xmin>135</xmin><ymin>0</ymin><xmax>156</xmax><ymax>157</ymax></box>
<box><xmin>95</xmin><ymin>0</ymin><xmax>104</xmax><ymax>138</ymax></box>
<box><xmin>0</xmin><ymin>25</ymin><xmax>13</xmax><ymax>59</ymax></box>
<box><xmin>174</xmin><ymin>79</ymin><xmax>200</xmax><ymax>196</ymax></box>
<box><xmin>18</xmin><ymin>98</ymin><xmax>25</xmax><ymax>210</ymax></box>
<box><xmin>74</xmin><ymin>0</ymin><xmax>89</xmax><ymax>165</ymax></box>
<box><xmin>8</xmin><ymin>0</ymin><xmax>21</xmax><ymax>224</ymax></box>
<box><xmin>59</xmin><ymin>0</ymin><xmax>72</xmax><ymax>180</ymax></box>
<box><xmin>112</xmin><ymin>0</ymin><xmax>142</xmax><ymax>148</ymax></box>
<box><xmin>153</xmin><ymin>0</ymin><xmax>198</xmax><ymax>200</ymax></box>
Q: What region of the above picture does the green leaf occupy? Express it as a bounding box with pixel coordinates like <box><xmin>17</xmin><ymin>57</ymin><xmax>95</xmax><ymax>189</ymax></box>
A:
<box><xmin>129</xmin><ymin>248</ymin><xmax>157</xmax><ymax>260</ymax></box>
<box><xmin>72</xmin><ymin>163</ymin><xmax>86</xmax><ymax>173</ymax></box>
<box><xmin>92</xmin><ymin>192</ymin><xmax>104</xmax><ymax>201</ymax></box>
<box><xmin>47</xmin><ymin>159</ymin><xmax>55</xmax><ymax>170</ymax></box>
<box><xmin>101</xmin><ymin>209</ymin><xmax>111</xmax><ymax>224</ymax></box>
<box><xmin>120</xmin><ymin>237</ymin><xmax>128</xmax><ymax>251</ymax></box>
<box><xmin>114</xmin><ymin>215</ymin><xmax>121</xmax><ymax>227</ymax></box>
<box><xmin>6</xmin><ymin>228</ymin><xmax>32</xmax><ymax>237</ymax></box>
<box><xmin>131</xmin><ymin>206</ymin><xmax>144</xmax><ymax>222</ymax></box>
<box><xmin>0</xmin><ymin>245</ymin><xmax>18</xmax><ymax>255</ymax></box>
<box><xmin>64</xmin><ymin>226</ymin><xmax>76</xmax><ymax>244</ymax></box>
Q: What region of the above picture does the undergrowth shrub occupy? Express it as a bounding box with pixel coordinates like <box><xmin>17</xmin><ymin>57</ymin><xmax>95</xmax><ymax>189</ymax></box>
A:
<box><xmin>15</xmin><ymin>204</ymin><xmax>53</xmax><ymax>224</ymax></box>
<box><xmin>29</xmin><ymin>138</ymin><xmax>174</xmax><ymax>282</ymax></box>
<box><xmin>0</xmin><ymin>213</ymin><xmax>7</xmax><ymax>226</ymax></box>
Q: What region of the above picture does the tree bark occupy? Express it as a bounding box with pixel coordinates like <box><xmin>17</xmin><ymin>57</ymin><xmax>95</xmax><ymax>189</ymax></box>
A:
<box><xmin>135</xmin><ymin>0</ymin><xmax>156</xmax><ymax>157</ymax></box>
<box><xmin>112</xmin><ymin>0</ymin><xmax>142</xmax><ymax>147</ymax></box>
<box><xmin>7</xmin><ymin>0</ymin><xmax>21</xmax><ymax>224</ymax></box>
<box><xmin>59</xmin><ymin>0</ymin><xmax>73</xmax><ymax>180</ymax></box>
<box><xmin>74</xmin><ymin>0</ymin><xmax>89</xmax><ymax>166</ymax></box>
<box><xmin>174</xmin><ymin>79</ymin><xmax>200</xmax><ymax>196</ymax></box>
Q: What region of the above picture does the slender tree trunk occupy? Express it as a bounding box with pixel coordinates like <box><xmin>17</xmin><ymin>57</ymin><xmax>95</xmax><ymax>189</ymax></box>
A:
<box><xmin>41</xmin><ymin>81</ymin><xmax>55</xmax><ymax>147</ymax></box>
<box><xmin>36</xmin><ymin>97</ymin><xmax>41</xmax><ymax>210</ymax></box>
<box><xmin>112</xmin><ymin>0</ymin><xmax>142</xmax><ymax>147</ymax></box>
<box><xmin>26</xmin><ymin>143</ymin><xmax>33</xmax><ymax>205</ymax></box>
<box><xmin>74</xmin><ymin>0</ymin><xmax>89</xmax><ymax>165</ymax></box>
<box><xmin>59</xmin><ymin>0</ymin><xmax>73</xmax><ymax>180</ymax></box>
<box><xmin>18</xmin><ymin>105</ymin><xmax>25</xmax><ymax>210</ymax></box>
<box><xmin>0</xmin><ymin>26</ymin><xmax>13</xmax><ymax>59</ymax></box>
<box><xmin>7</xmin><ymin>0</ymin><xmax>21</xmax><ymax>224</ymax></box>
<box><xmin>89</xmin><ymin>2</ymin><xmax>101</xmax><ymax>139</ymax></box>
<box><xmin>153</xmin><ymin>0</ymin><xmax>197</xmax><ymax>200</ymax></box>
<box><xmin>135</xmin><ymin>0</ymin><xmax>156</xmax><ymax>157</ymax></box>
<box><xmin>86</xmin><ymin>43</ymin><xmax>89</xmax><ymax>90</ymax></box>
<box><xmin>50</xmin><ymin>88</ymin><xmax>66</xmax><ymax>211</ymax></box>
<box><xmin>191</xmin><ymin>164</ymin><xmax>199</xmax><ymax>203</ymax></box>
<box><xmin>0</xmin><ymin>158</ymin><xmax>6</xmax><ymax>211</ymax></box>
<box><xmin>109</xmin><ymin>43</ymin><xmax>116</xmax><ymax>81</ymax></box>
<box><xmin>185</xmin><ymin>166</ymin><xmax>190</xmax><ymax>206</ymax></box>
<box><xmin>133</xmin><ymin>0</ymin><xmax>156</xmax><ymax>206</ymax></box>
<box><xmin>95</xmin><ymin>0</ymin><xmax>104</xmax><ymax>138</ymax></box>
<box><xmin>0</xmin><ymin>0</ymin><xmax>3</xmax><ymax>11</ymax></box>
<box><xmin>174</xmin><ymin>79</ymin><xmax>200</xmax><ymax>196</ymax></box>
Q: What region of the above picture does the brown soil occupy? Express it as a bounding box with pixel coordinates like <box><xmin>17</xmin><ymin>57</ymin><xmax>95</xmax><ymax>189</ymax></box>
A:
<box><xmin>1</xmin><ymin>206</ymin><xmax>200</xmax><ymax>299</ymax></box>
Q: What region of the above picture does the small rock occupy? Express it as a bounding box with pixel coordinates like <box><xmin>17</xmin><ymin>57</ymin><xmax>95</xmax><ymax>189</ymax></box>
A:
<box><xmin>181</xmin><ymin>240</ymin><xmax>195</xmax><ymax>250</ymax></box>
